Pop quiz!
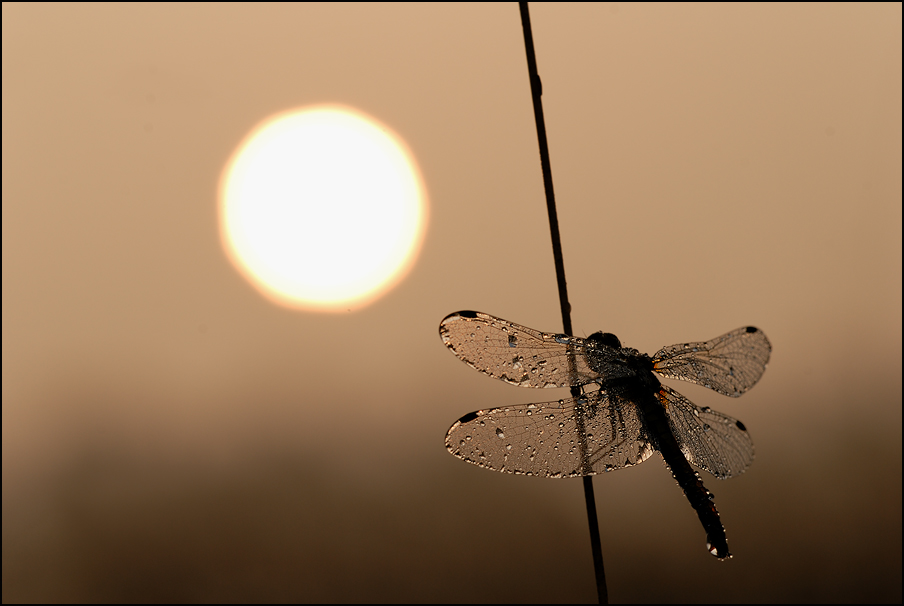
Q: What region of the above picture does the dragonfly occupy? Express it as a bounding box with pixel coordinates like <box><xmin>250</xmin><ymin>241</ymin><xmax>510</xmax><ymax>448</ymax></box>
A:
<box><xmin>440</xmin><ymin>310</ymin><xmax>771</xmax><ymax>559</ymax></box>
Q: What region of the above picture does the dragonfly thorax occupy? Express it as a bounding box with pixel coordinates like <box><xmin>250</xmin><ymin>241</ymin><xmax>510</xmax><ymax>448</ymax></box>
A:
<box><xmin>583</xmin><ymin>332</ymin><xmax>656</xmax><ymax>385</ymax></box>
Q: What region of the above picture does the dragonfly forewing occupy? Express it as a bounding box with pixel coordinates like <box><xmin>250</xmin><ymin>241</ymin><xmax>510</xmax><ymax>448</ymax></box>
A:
<box><xmin>652</xmin><ymin>326</ymin><xmax>771</xmax><ymax>397</ymax></box>
<box><xmin>439</xmin><ymin>311</ymin><xmax>607</xmax><ymax>388</ymax></box>
<box><xmin>445</xmin><ymin>391</ymin><xmax>656</xmax><ymax>478</ymax></box>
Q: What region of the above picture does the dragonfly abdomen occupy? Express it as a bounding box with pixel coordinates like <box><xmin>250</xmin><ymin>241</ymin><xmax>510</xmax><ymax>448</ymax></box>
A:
<box><xmin>640</xmin><ymin>387</ymin><xmax>732</xmax><ymax>560</ymax></box>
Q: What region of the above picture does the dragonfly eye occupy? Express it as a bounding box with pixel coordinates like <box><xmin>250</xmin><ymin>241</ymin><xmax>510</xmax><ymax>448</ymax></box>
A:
<box><xmin>587</xmin><ymin>331</ymin><xmax>621</xmax><ymax>349</ymax></box>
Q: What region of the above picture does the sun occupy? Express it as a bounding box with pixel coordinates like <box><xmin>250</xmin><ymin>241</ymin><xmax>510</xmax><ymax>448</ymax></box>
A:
<box><xmin>219</xmin><ymin>105</ymin><xmax>427</xmax><ymax>311</ymax></box>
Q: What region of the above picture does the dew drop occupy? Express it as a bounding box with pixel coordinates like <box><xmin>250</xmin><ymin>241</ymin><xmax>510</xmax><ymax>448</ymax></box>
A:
<box><xmin>495</xmin><ymin>428</ymin><xmax>505</xmax><ymax>439</ymax></box>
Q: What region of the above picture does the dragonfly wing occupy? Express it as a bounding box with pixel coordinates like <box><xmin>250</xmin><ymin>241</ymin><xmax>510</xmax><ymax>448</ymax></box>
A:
<box><xmin>445</xmin><ymin>391</ymin><xmax>656</xmax><ymax>478</ymax></box>
<box><xmin>659</xmin><ymin>385</ymin><xmax>754</xmax><ymax>479</ymax></box>
<box><xmin>652</xmin><ymin>326</ymin><xmax>771</xmax><ymax>397</ymax></box>
<box><xmin>439</xmin><ymin>311</ymin><xmax>602</xmax><ymax>388</ymax></box>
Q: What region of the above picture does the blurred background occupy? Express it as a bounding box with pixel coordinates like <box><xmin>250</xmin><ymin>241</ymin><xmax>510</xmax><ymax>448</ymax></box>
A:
<box><xmin>3</xmin><ymin>3</ymin><xmax>901</xmax><ymax>603</ymax></box>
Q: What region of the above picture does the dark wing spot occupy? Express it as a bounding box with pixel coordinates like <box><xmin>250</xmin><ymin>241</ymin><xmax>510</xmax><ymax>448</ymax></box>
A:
<box><xmin>735</xmin><ymin>420</ymin><xmax>747</xmax><ymax>431</ymax></box>
<box><xmin>745</xmin><ymin>326</ymin><xmax>758</xmax><ymax>333</ymax></box>
<box><xmin>459</xmin><ymin>411</ymin><xmax>480</xmax><ymax>423</ymax></box>
<box><xmin>458</xmin><ymin>310</ymin><xmax>479</xmax><ymax>319</ymax></box>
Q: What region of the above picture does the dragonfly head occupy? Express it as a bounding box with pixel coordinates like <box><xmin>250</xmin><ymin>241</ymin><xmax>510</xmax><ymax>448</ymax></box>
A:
<box><xmin>587</xmin><ymin>331</ymin><xmax>621</xmax><ymax>349</ymax></box>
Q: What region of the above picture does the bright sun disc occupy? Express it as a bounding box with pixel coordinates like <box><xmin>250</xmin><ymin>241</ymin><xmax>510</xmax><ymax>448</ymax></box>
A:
<box><xmin>219</xmin><ymin>105</ymin><xmax>427</xmax><ymax>311</ymax></box>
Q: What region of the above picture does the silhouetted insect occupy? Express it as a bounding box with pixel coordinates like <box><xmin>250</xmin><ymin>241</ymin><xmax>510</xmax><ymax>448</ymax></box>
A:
<box><xmin>440</xmin><ymin>311</ymin><xmax>771</xmax><ymax>559</ymax></box>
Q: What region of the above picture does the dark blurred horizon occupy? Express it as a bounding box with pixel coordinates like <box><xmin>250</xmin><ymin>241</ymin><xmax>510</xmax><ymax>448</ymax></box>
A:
<box><xmin>3</xmin><ymin>3</ymin><xmax>901</xmax><ymax>603</ymax></box>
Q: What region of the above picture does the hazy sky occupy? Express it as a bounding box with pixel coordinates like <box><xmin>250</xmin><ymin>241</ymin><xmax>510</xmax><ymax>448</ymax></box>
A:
<box><xmin>3</xmin><ymin>3</ymin><xmax>901</xmax><ymax>602</ymax></box>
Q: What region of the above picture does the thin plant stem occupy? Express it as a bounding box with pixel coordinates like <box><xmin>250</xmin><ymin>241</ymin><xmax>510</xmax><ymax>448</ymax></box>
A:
<box><xmin>518</xmin><ymin>3</ymin><xmax>608</xmax><ymax>603</ymax></box>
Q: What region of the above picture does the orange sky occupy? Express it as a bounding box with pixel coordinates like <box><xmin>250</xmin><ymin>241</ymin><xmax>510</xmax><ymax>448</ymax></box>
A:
<box><xmin>3</xmin><ymin>3</ymin><xmax>901</xmax><ymax>602</ymax></box>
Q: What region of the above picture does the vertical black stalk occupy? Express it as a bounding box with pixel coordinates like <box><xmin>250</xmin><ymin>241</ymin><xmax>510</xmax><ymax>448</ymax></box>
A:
<box><xmin>518</xmin><ymin>3</ymin><xmax>608</xmax><ymax>604</ymax></box>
